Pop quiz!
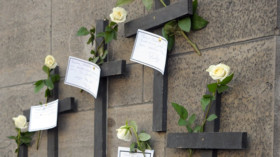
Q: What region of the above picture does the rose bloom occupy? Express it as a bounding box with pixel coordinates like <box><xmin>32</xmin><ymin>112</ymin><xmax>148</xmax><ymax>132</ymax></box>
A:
<box><xmin>116</xmin><ymin>126</ymin><xmax>132</xmax><ymax>142</ymax></box>
<box><xmin>13</xmin><ymin>115</ymin><xmax>28</xmax><ymax>132</ymax></box>
<box><xmin>206</xmin><ymin>63</ymin><xmax>230</xmax><ymax>82</ymax></box>
<box><xmin>44</xmin><ymin>55</ymin><xmax>57</xmax><ymax>69</ymax></box>
<box><xmin>109</xmin><ymin>7</ymin><xmax>127</xmax><ymax>23</ymax></box>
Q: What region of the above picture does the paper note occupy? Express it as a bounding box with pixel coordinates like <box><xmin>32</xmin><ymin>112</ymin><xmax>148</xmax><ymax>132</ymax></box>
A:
<box><xmin>130</xmin><ymin>29</ymin><xmax>168</xmax><ymax>74</ymax></box>
<box><xmin>28</xmin><ymin>100</ymin><xmax>59</xmax><ymax>132</ymax></box>
<box><xmin>64</xmin><ymin>56</ymin><xmax>101</xmax><ymax>98</ymax></box>
<box><xmin>118</xmin><ymin>147</ymin><xmax>154</xmax><ymax>157</ymax></box>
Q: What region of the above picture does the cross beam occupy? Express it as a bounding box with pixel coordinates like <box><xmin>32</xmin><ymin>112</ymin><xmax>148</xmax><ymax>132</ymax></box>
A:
<box><xmin>124</xmin><ymin>0</ymin><xmax>192</xmax><ymax>37</ymax></box>
<box><xmin>19</xmin><ymin>67</ymin><xmax>76</xmax><ymax>157</ymax></box>
<box><xmin>94</xmin><ymin>19</ymin><xmax>127</xmax><ymax>157</ymax></box>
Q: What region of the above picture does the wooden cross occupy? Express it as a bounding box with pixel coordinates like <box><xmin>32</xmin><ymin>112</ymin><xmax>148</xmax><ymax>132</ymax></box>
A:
<box><xmin>19</xmin><ymin>67</ymin><xmax>77</xmax><ymax>157</ymax></box>
<box><xmin>166</xmin><ymin>91</ymin><xmax>247</xmax><ymax>157</ymax></box>
<box><xmin>93</xmin><ymin>19</ymin><xmax>126</xmax><ymax>157</ymax></box>
<box><xmin>124</xmin><ymin>0</ymin><xmax>193</xmax><ymax>132</ymax></box>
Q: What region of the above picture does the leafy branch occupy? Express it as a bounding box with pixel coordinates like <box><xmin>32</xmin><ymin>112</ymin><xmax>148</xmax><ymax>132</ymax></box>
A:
<box><xmin>77</xmin><ymin>21</ymin><xmax>118</xmax><ymax>65</ymax></box>
<box><xmin>162</xmin><ymin>0</ymin><xmax>208</xmax><ymax>55</ymax></box>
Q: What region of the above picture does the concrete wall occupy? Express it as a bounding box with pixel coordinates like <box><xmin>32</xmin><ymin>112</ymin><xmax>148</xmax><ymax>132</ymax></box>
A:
<box><xmin>0</xmin><ymin>0</ymin><xmax>279</xmax><ymax>156</ymax></box>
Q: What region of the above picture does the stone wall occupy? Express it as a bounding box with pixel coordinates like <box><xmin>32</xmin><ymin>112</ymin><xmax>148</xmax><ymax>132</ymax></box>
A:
<box><xmin>0</xmin><ymin>0</ymin><xmax>279</xmax><ymax>156</ymax></box>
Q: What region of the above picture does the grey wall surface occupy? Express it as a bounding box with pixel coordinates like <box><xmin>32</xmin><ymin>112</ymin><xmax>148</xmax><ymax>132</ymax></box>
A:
<box><xmin>0</xmin><ymin>0</ymin><xmax>279</xmax><ymax>156</ymax></box>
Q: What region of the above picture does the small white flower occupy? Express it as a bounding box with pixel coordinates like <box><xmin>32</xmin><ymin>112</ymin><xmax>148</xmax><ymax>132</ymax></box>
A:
<box><xmin>206</xmin><ymin>63</ymin><xmax>230</xmax><ymax>82</ymax></box>
<box><xmin>44</xmin><ymin>55</ymin><xmax>57</xmax><ymax>69</ymax></box>
<box><xmin>13</xmin><ymin>115</ymin><xmax>28</xmax><ymax>132</ymax></box>
<box><xmin>109</xmin><ymin>7</ymin><xmax>127</xmax><ymax>23</ymax></box>
<box><xmin>116</xmin><ymin>125</ymin><xmax>132</xmax><ymax>142</ymax></box>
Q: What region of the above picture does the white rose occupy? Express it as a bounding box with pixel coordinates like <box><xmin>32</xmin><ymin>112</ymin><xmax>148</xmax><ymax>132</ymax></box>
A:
<box><xmin>116</xmin><ymin>126</ymin><xmax>132</xmax><ymax>142</ymax></box>
<box><xmin>109</xmin><ymin>7</ymin><xmax>127</xmax><ymax>23</ymax></box>
<box><xmin>13</xmin><ymin>115</ymin><xmax>28</xmax><ymax>132</ymax></box>
<box><xmin>44</xmin><ymin>55</ymin><xmax>57</xmax><ymax>69</ymax></box>
<box><xmin>206</xmin><ymin>63</ymin><xmax>230</xmax><ymax>82</ymax></box>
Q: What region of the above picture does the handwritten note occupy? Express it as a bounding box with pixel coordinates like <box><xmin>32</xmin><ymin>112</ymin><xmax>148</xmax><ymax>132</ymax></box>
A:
<box><xmin>118</xmin><ymin>147</ymin><xmax>154</xmax><ymax>157</ymax></box>
<box><xmin>28</xmin><ymin>100</ymin><xmax>59</xmax><ymax>132</ymax></box>
<box><xmin>64</xmin><ymin>56</ymin><xmax>101</xmax><ymax>98</ymax></box>
<box><xmin>130</xmin><ymin>29</ymin><xmax>168</xmax><ymax>74</ymax></box>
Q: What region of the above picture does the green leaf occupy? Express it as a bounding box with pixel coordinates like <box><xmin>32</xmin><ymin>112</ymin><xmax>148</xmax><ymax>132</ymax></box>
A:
<box><xmin>21</xmin><ymin>137</ymin><xmax>31</xmax><ymax>144</ymax></box>
<box><xmin>138</xmin><ymin>133</ymin><xmax>151</xmax><ymax>141</ymax></box>
<box><xmin>200</xmin><ymin>97</ymin><xmax>210</xmax><ymax>111</ymax></box>
<box><xmin>92</xmin><ymin>57</ymin><xmax>100</xmax><ymax>64</ymax></box>
<box><xmin>45</xmin><ymin>88</ymin><xmax>50</xmax><ymax>97</ymax></box>
<box><xmin>178</xmin><ymin>118</ymin><xmax>187</xmax><ymax>126</ymax></box>
<box><xmin>191</xmin><ymin>13</ymin><xmax>209</xmax><ymax>30</ymax></box>
<box><xmin>178</xmin><ymin>17</ymin><xmax>191</xmax><ymax>33</ymax></box>
<box><xmin>207</xmin><ymin>83</ymin><xmax>217</xmax><ymax>93</ymax></box>
<box><xmin>90</xmin><ymin>27</ymin><xmax>95</xmax><ymax>33</ymax></box>
<box><xmin>207</xmin><ymin>114</ymin><xmax>218</xmax><ymax>121</ymax></box>
<box><xmin>162</xmin><ymin>28</ymin><xmax>175</xmax><ymax>51</ymax></box>
<box><xmin>34</xmin><ymin>80</ymin><xmax>44</xmax><ymax>93</ymax></box>
<box><xmin>90</xmin><ymin>50</ymin><xmax>96</xmax><ymax>55</ymax></box>
<box><xmin>113</xmin><ymin>24</ymin><xmax>118</xmax><ymax>31</ymax></box>
<box><xmin>109</xmin><ymin>21</ymin><xmax>117</xmax><ymax>27</ymax></box>
<box><xmin>104</xmin><ymin>31</ymin><xmax>114</xmax><ymax>43</ymax></box>
<box><xmin>193</xmin><ymin>0</ymin><xmax>198</xmax><ymax>14</ymax></box>
<box><xmin>102</xmin><ymin>49</ymin><xmax>108</xmax><ymax>60</ymax></box>
<box><xmin>217</xmin><ymin>85</ymin><xmax>229</xmax><ymax>93</ymax></box>
<box><xmin>8</xmin><ymin>136</ymin><xmax>17</xmax><ymax>140</ymax></box>
<box><xmin>188</xmin><ymin>114</ymin><xmax>196</xmax><ymax>125</ymax></box>
<box><xmin>22</xmin><ymin>132</ymin><xmax>35</xmax><ymax>137</ymax></box>
<box><xmin>167</xmin><ymin>35</ymin><xmax>175</xmax><ymax>51</ymax></box>
<box><xmin>87</xmin><ymin>36</ymin><xmax>94</xmax><ymax>45</ymax></box>
<box><xmin>44</xmin><ymin>79</ymin><xmax>54</xmax><ymax>90</ymax></box>
<box><xmin>142</xmin><ymin>0</ymin><xmax>153</xmax><ymax>10</ymax></box>
<box><xmin>130</xmin><ymin>142</ymin><xmax>136</xmax><ymax>152</ymax></box>
<box><xmin>116</xmin><ymin>0</ymin><xmax>135</xmax><ymax>6</ymax></box>
<box><xmin>138</xmin><ymin>141</ymin><xmax>146</xmax><ymax>152</ymax></box>
<box><xmin>171</xmin><ymin>103</ymin><xmax>188</xmax><ymax>120</ymax></box>
<box><xmin>105</xmin><ymin>26</ymin><xmax>113</xmax><ymax>32</ymax></box>
<box><xmin>129</xmin><ymin>121</ymin><xmax>137</xmax><ymax>132</ymax></box>
<box><xmin>146</xmin><ymin>142</ymin><xmax>152</xmax><ymax>150</ymax></box>
<box><xmin>163</xmin><ymin>20</ymin><xmax>178</xmax><ymax>35</ymax></box>
<box><xmin>42</xmin><ymin>65</ymin><xmax>50</xmax><ymax>74</ymax></box>
<box><xmin>221</xmin><ymin>73</ymin><xmax>234</xmax><ymax>85</ymax></box>
<box><xmin>113</xmin><ymin>30</ymin><xmax>118</xmax><ymax>40</ymax></box>
<box><xmin>193</xmin><ymin>125</ymin><xmax>201</xmax><ymax>133</ymax></box>
<box><xmin>51</xmin><ymin>74</ymin><xmax>60</xmax><ymax>83</ymax></box>
<box><xmin>96</xmin><ymin>32</ymin><xmax>106</xmax><ymax>38</ymax></box>
<box><xmin>186</xmin><ymin>125</ymin><xmax>193</xmax><ymax>133</ymax></box>
<box><xmin>203</xmin><ymin>94</ymin><xmax>212</xmax><ymax>99</ymax></box>
<box><xmin>77</xmin><ymin>27</ymin><xmax>90</xmax><ymax>36</ymax></box>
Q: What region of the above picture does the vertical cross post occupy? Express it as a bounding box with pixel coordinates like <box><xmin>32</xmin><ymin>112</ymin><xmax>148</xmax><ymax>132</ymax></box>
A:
<box><xmin>47</xmin><ymin>67</ymin><xmax>59</xmax><ymax>157</ymax></box>
<box><xmin>200</xmin><ymin>92</ymin><xmax>221</xmax><ymax>157</ymax></box>
<box><xmin>152</xmin><ymin>0</ymin><xmax>170</xmax><ymax>132</ymax></box>
<box><xmin>94</xmin><ymin>19</ymin><xmax>108</xmax><ymax>157</ymax></box>
<box><xmin>93</xmin><ymin>19</ymin><xmax>126</xmax><ymax>157</ymax></box>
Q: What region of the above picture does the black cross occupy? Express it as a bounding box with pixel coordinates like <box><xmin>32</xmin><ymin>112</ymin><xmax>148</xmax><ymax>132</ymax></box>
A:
<box><xmin>124</xmin><ymin>0</ymin><xmax>193</xmax><ymax>132</ymax></box>
<box><xmin>19</xmin><ymin>67</ymin><xmax>77</xmax><ymax>157</ymax></box>
<box><xmin>94</xmin><ymin>19</ymin><xmax>126</xmax><ymax>157</ymax></box>
<box><xmin>167</xmin><ymin>91</ymin><xmax>247</xmax><ymax>157</ymax></box>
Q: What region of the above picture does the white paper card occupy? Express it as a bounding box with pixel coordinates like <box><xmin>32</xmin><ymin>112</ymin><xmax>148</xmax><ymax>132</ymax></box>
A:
<box><xmin>64</xmin><ymin>56</ymin><xmax>101</xmax><ymax>98</ymax></box>
<box><xmin>28</xmin><ymin>100</ymin><xmax>59</xmax><ymax>132</ymax></box>
<box><xmin>130</xmin><ymin>29</ymin><xmax>168</xmax><ymax>74</ymax></box>
<box><xmin>118</xmin><ymin>147</ymin><xmax>154</xmax><ymax>157</ymax></box>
